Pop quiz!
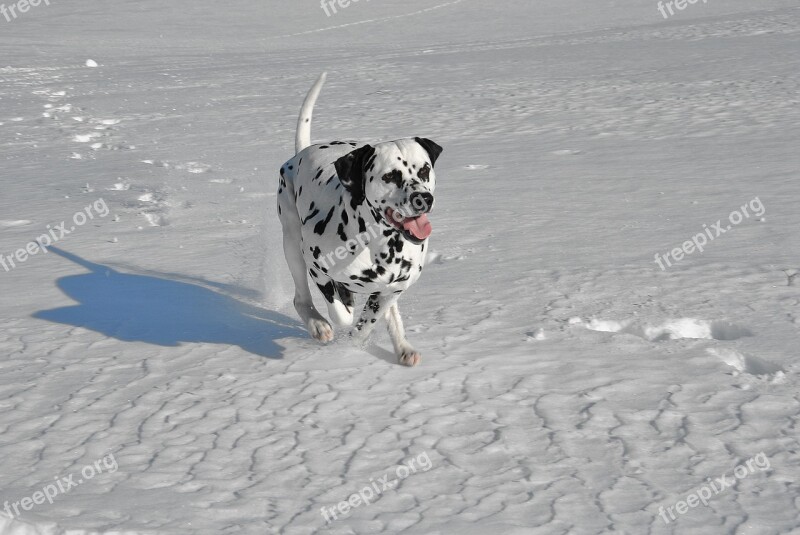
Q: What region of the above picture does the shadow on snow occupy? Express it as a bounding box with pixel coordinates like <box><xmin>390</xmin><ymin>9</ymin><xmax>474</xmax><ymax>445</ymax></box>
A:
<box><xmin>33</xmin><ymin>247</ymin><xmax>305</xmax><ymax>359</ymax></box>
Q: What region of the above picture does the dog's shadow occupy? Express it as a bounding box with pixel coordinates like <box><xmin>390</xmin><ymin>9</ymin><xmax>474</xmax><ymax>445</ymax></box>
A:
<box><xmin>33</xmin><ymin>247</ymin><xmax>305</xmax><ymax>359</ymax></box>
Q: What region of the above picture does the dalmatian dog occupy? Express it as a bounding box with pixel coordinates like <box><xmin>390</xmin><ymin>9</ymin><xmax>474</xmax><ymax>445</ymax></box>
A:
<box><xmin>277</xmin><ymin>72</ymin><xmax>442</xmax><ymax>367</ymax></box>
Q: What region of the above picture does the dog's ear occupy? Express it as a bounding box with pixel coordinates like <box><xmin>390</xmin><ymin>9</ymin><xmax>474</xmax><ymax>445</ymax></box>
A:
<box><xmin>334</xmin><ymin>144</ymin><xmax>375</xmax><ymax>205</ymax></box>
<box><xmin>415</xmin><ymin>137</ymin><xmax>443</xmax><ymax>167</ymax></box>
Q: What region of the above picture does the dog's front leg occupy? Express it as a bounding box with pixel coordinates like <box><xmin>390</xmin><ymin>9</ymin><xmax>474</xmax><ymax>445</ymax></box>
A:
<box><xmin>385</xmin><ymin>303</ymin><xmax>421</xmax><ymax>367</ymax></box>
<box><xmin>350</xmin><ymin>292</ymin><xmax>397</xmax><ymax>346</ymax></box>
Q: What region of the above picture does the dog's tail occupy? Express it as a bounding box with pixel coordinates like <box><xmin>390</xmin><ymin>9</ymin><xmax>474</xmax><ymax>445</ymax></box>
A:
<box><xmin>295</xmin><ymin>72</ymin><xmax>327</xmax><ymax>154</ymax></box>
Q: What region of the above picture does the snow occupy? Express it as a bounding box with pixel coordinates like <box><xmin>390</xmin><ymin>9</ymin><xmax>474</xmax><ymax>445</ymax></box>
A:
<box><xmin>1</xmin><ymin>0</ymin><xmax>800</xmax><ymax>533</ymax></box>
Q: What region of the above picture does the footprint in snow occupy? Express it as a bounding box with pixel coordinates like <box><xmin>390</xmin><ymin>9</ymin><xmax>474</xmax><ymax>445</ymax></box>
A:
<box><xmin>141</xmin><ymin>160</ymin><xmax>212</xmax><ymax>174</ymax></box>
<box><xmin>106</xmin><ymin>182</ymin><xmax>130</xmax><ymax>191</ymax></box>
<box><xmin>707</xmin><ymin>348</ymin><xmax>784</xmax><ymax>380</ymax></box>
<box><xmin>585</xmin><ymin>317</ymin><xmax>752</xmax><ymax>342</ymax></box>
<box><xmin>142</xmin><ymin>213</ymin><xmax>169</xmax><ymax>227</ymax></box>
<box><xmin>73</xmin><ymin>132</ymin><xmax>102</xmax><ymax>143</ymax></box>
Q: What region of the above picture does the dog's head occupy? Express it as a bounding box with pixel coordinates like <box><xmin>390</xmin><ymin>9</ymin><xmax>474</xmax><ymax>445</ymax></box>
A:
<box><xmin>334</xmin><ymin>137</ymin><xmax>443</xmax><ymax>244</ymax></box>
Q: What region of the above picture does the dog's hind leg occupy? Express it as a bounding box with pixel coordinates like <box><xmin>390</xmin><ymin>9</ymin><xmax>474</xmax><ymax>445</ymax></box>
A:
<box><xmin>386</xmin><ymin>303</ymin><xmax>421</xmax><ymax>367</ymax></box>
<box><xmin>328</xmin><ymin>282</ymin><xmax>355</xmax><ymax>327</ymax></box>
<box><xmin>278</xmin><ymin>186</ymin><xmax>334</xmax><ymax>343</ymax></box>
<box><xmin>310</xmin><ymin>276</ymin><xmax>354</xmax><ymax>328</ymax></box>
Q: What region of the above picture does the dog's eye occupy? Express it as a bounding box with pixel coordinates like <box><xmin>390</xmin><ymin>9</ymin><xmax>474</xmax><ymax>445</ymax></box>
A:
<box><xmin>382</xmin><ymin>170</ymin><xmax>403</xmax><ymax>187</ymax></box>
<box><xmin>418</xmin><ymin>165</ymin><xmax>430</xmax><ymax>181</ymax></box>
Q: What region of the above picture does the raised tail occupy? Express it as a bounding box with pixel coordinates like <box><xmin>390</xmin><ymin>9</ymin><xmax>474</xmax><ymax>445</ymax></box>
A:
<box><xmin>295</xmin><ymin>72</ymin><xmax>328</xmax><ymax>154</ymax></box>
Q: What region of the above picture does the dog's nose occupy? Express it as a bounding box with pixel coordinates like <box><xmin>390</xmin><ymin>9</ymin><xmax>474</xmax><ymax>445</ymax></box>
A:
<box><xmin>410</xmin><ymin>192</ymin><xmax>434</xmax><ymax>213</ymax></box>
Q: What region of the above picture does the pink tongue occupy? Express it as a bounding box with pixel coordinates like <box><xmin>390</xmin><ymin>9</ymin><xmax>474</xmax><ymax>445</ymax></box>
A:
<box><xmin>402</xmin><ymin>214</ymin><xmax>432</xmax><ymax>240</ymax></box>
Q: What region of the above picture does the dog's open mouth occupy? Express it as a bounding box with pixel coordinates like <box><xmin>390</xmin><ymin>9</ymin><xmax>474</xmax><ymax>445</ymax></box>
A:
<box><xmin>385</xmin><ymin>208</ymin><xmax>432</xmax><ymax>243</ymax></box>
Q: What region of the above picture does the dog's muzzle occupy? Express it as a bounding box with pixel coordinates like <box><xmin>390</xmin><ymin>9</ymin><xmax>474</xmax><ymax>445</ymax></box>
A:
<box><xmin>410</xmin><ymin>192</ymin><xmax>434</xmax><ymax>214</ymax></box>
<box><xmin>386</xmin><ymin>206</ymin><xmax>433</xmax><ymax>243</ymax></box>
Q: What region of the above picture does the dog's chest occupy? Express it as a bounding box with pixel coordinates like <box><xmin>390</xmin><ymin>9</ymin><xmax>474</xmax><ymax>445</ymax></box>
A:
<box><xmin>291</xmin><ymin>147</ymin><xmax>426</xmax><ymax>293</ymax></box>
<box><xmin>309</xmin><ymin>227</ymin><xmax>425</xmax><ymax>292</ymax></box>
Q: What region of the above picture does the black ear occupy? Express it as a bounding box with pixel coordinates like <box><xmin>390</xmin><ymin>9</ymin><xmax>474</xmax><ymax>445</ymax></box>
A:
<box><xmin>334</xmin><ymin>144</ymin><xmax>375</xmax><ymax>206</ymax></box>
<box><xmin>415</xmin><ymin>137</ymin><xmax>443</xmax><ymax>167</ymax></box>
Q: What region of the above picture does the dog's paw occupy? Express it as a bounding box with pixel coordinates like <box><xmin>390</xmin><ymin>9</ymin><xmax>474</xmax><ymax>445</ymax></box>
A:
<box><xmin>399</xmin><ymin>350</ymin><xmax>421</xmax><ymax>367</ymax></box>
<box><xmin>307</xmin><ymin>318</ymin><xmax>334</xmax><ymax>343</ymax></box>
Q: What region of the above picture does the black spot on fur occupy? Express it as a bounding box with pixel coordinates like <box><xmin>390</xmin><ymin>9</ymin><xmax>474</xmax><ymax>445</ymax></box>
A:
<box><xmin>301</xmin><ymin>207</ymin><xmax>320</xmax><ymax>225</ymax></box>
<box><xmin>382</xmin><ymin>169</ymin><xmax>404</xmax><ymax>188</ymax></box>
<box><xmin>315</xmin><ymin>168</ymin><xmax>324</xmax><ymax>180</ymax></box>
<box><xmin>334</xmin><ymin>283</ymin><xmax>354</xmax><ymax>308</ymax></box>
<box><xmin>418</xmin><ymin>164</ymin><xmax>431</xmax><ymax>181</ymax></box>
<box><xmin>360</xmin><ymin>269</ymin><xmax>378</xmax><ymax>282</ymax></box>
<box><xmin>313</xmin><ymin>206</ymin><xmax>335</xmax><ymax>235</ymax></box>
<box><xmin>317</xmin><ymin>281</ymin><xmax>335</xmax><ymax>303</ymax></box>
<box><xmin>367</xmin><ymin>295</ymin><xmax>380</xmax><ymax>313</ymax></box>
<box><xmin>337</xmin><ymin>223</ymin><xmax>348</xmax><ymax>242</ymax></box>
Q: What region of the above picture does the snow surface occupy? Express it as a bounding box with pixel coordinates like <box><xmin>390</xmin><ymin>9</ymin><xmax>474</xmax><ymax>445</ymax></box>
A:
<box><xmin>1</xmin><ymin>0</ymin><xmax>800</xmax><ymax>533</ymax></box>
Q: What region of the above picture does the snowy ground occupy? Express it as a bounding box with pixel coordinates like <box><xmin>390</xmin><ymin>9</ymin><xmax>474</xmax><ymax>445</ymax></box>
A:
<box><xmin>1</xmin><ymin>0</ymin><xmax>800</xmax><ymax>533</ymax></box>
